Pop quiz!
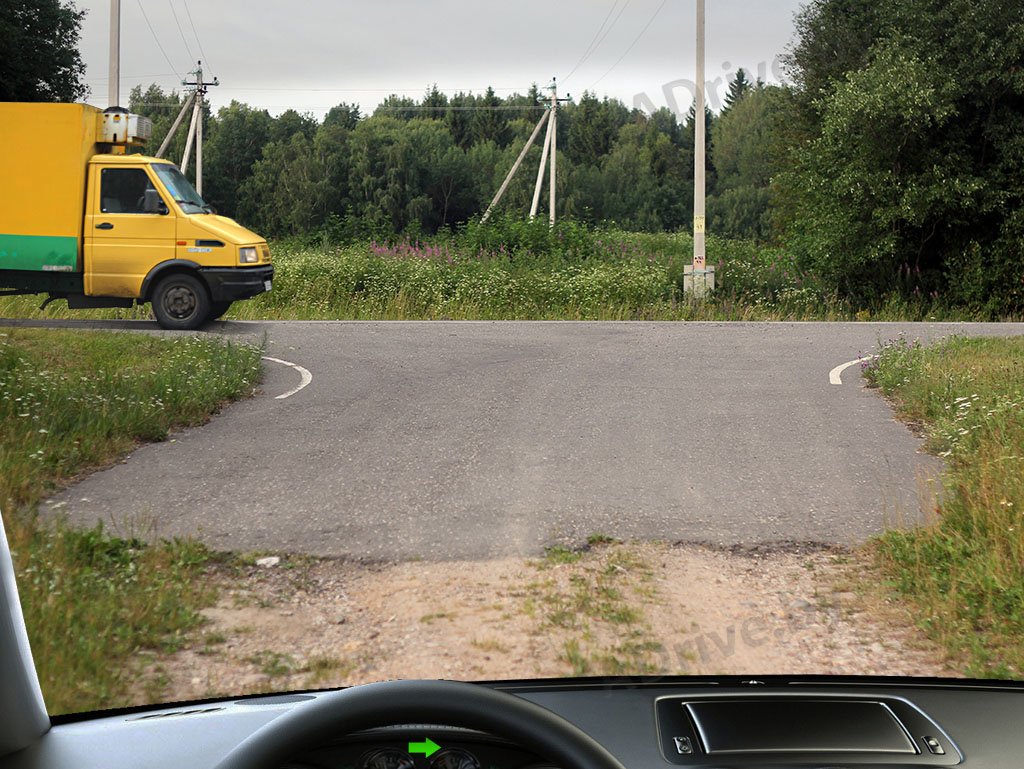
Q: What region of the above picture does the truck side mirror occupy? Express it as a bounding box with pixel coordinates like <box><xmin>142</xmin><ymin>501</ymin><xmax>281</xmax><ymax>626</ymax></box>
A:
<box><xmin>143</xmin><ymin>189</ymin><xmax>168</xmax><ymax>215</ymax></box>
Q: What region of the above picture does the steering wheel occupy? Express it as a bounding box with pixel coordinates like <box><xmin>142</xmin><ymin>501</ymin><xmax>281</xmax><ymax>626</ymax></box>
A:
<box><xmin>213</xmin><ymin>680</ymin><xmax>627</xmax><ymax>769</ymax></box>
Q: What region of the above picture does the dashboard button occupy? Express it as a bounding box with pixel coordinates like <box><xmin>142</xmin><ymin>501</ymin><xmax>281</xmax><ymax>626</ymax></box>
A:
<box><xmin>673</xmin><ymin>737</ymin><xmax>693</xmax><ymax>755</ymax></box>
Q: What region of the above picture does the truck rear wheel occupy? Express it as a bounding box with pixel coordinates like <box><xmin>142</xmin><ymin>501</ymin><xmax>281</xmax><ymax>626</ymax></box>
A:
<box><xmin>151</xmin><ymin>273</ymin><xmax>211</xmax><ymax>330</ymax></box>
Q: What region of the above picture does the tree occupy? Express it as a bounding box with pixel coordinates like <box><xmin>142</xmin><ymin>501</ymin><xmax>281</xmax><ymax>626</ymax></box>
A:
<box><xmin>708</xmin><ymin>85</ymin><xmax>787</xmax><ymax>240</ymax></box>
<box><xmin>779</xmin><ymin>0</ymin><xmax>1024</xmax><ymax>312</ymax></box>
<box><xmin>721</xmin><ymin>69</ymin><xmax>752</xmax><ymax>114</ymax></box>
<box><xmin>203</xmin><ymin>101</ymin><xmax>273</xmax><ymax>217</ymax></box>
<box><xmin>470</xmin><ymin>87</ymin><xmax>509</xmax><ymax>147</ymax></box>
<box><xmin>566</xmin><ymin>92</ymin><xmax>618</xmax><ymax>166</ymax></box>
<box><xmin>324</xmin><ymin>102</ymin><xmax>360</xmax><ymax>130</ymax></box>
<box><xmin>0</xmin><ymin>0</ymin><xmax>87</xmax><ymax>102</ymax></box>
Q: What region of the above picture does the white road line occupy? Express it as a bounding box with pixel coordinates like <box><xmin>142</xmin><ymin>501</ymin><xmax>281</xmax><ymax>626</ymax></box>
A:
<box><xmin>261</xmin><ymin>356</ymin><xmax>313</xmax><ymax>399</ymax></box>
<box><xmin>829</xmin><ymin>356</ymin><xmax>877</xmax><ymax>385</ymax></box>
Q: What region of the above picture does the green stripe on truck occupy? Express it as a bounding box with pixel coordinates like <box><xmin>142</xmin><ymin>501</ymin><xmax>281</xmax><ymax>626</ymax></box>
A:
<box><xmin>0</xmin><ymin>234</ymin><xmax>78</xmax><ymax>272</ymax></box>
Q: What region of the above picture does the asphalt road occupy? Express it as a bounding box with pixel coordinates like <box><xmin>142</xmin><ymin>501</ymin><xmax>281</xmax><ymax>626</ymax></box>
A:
<box><xmin>20</xmin><ymin>319</ymin><xmax>1024</xmax><ymax>560</ymax></box>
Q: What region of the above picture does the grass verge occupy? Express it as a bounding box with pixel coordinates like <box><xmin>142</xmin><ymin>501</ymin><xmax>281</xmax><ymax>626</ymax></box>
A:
<box><xmin>0</xmin><ymin>231</ymin><xmax>1003</xmax><ymax>322</ymax></box>
<box><xmin>864</xmin><ymin>335</ymin><xmax>1024</xmax><ymax>677</ymax></box>
<box><xmin>0</xmin><ymin>328</ymin><xmax>263</xmax><ymax>714</ymax></box>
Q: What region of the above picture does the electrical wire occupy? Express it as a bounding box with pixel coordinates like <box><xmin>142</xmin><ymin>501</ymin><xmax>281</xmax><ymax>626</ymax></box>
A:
<box><xmin>135</xmin><ymin>0</ymin><xmax>182</xmax><ymax>79</ymax></box>
<box><xmin>561</xmin><ymin>0</ymin><xmax>620</xmax><ymax>85</ymax></box>
<box><xmin>589</xmin><ymin>0</ymin><xmax>668</xmax><ymax>89</ymax></box>
<box><xmin>571</xmin><ymin>0</ymin><xmax>634</xmax><ymax>85</ymax></box>
<box><xmin>181</xmin><ymin>0</ymin><xmax>212</xmax><ymax>72</ymax></box>
<box><xmin>167</xmin><ymin>0</ymin><xmax>195</xmax><ymax>65</ymax></box>
<box><xmin>215</xmin><ymin>86</ymin><xmax>526</xmax><ymax>93</ymax></box>
<box><xmin>135</xmin><ymin>103</ymin><xmax>544</xmax><ymax>112</ymax></box>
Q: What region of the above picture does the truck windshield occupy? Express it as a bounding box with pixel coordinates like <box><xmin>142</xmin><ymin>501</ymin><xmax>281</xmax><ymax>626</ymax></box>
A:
<box><xmin>152</xmin><ymin>164</ymin><xmax>212</xmax><ymax>214</ymax></box>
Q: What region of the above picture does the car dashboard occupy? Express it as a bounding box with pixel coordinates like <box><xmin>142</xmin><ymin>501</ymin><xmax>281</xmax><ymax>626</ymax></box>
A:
<box><xmin>5</xmin><ymin>677</ymin><xmax>1024</xmax><ymax>769</ymax></box>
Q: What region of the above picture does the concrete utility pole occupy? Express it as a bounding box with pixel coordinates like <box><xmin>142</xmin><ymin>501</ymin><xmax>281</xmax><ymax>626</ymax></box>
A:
<box><xmin>529</xmin><ymin>79</ymin><xmax>570</xmax><ymax>222</ymax></box>
<box><xmin>549</xmin><ymin>78</ymin><xmax>558</xmax><ymax>225</ymax></box>
<box><xmin>179</xmin><ymin>62</ymin><xmax>219</xmax><ymax>194</ymax></box>
<box><xmin>684</xmin><ymin>0</ymin><xmax>716</xmax><ymax>296</ymax></box>
<box><xmin>481</xmin><ymin>109</ymin><xmax>549</xmax><ymax>223</ymax></box>
<box><xmin>483</xmin><ymin>79</ymin><xmax>569</xmax><ymax>223</ymax></box>
<box><xmin>530</xmin><ymin>96</ymin><xmax>555</xmax><ymax>220</ymax></box>
<box><xmin>155</xmin><ymin>92</ymin><xmax>196</xmax><ymax>158</ymax></box>
<box><xmin>108</xmin><ymin>0</ymin><xmax>120</xmax><ymax>108</ymax></box>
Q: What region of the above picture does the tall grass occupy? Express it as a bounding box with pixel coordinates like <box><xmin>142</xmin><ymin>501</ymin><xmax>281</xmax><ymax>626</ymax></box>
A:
<box><xmin>865</xmin><ymin>336</ymin><xmax>1024</xmax><ymax>677</ymax></box>
<box><xmin>1</xmin><ymin>329</ymin><xmax>263</xmax><ymax>714</ymax></box>
<box><xmin>0</xmin><ymin>222</ymin><xmax>998</xmax><ymax>322</ymax></box>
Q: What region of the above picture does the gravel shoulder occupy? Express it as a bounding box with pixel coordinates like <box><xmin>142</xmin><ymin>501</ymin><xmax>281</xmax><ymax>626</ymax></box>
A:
<box><xmin>144</xmin><ymin>541</ymin><xmax>952</xmax><ymax>703</ymax></box>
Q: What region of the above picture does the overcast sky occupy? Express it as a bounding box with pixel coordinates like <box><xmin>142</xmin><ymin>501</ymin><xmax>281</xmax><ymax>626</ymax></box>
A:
<box><xmin>75</xmin><ymin>1</ymin><xmax>806</xmax><ymax>121</ymax></box>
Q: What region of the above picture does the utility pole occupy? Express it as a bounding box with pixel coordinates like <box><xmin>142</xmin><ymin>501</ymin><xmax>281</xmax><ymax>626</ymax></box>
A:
<box><xmin>684</xmin><ymin>0</ymin><xmax>715</xmax><ymax>296</ymax></box>
<box><xmin>108</xmin><ymin>0</ymin><xmax>120</xmax><ymax>108</ymax></box>
<box><xmin>549</xmin><ymin>78</ymin><xmax>558</xmax><ymax>225</ymax></box>
<box><xmin>482</xmin><ymin>79</ymin><xmax>569</xmax><ymax>223</ymax></box>
<box><xmin>178</xmin><ymin>62</ymin><xmax>219</xmax><ymax>195</ymax></box>
<box><xmin>530</xmin><ymin>99</ymin><xmax>554</xmax><ymax>220</ymax></box>
<box><xmin>481</xmin><ymin>109</ymin><xmax>549</xmax><ymax>223</ymax></box>
<box><xmin>529</xmin><ymin>79</ymin><xmax>570</xmax><ymax>223</ymax></box>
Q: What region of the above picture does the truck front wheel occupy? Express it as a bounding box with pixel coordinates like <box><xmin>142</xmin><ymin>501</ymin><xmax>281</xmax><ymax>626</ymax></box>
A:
<box><xmin>151</xmin><ymin>273</ymin><xmax>211</xmax><ymax>330</ymax></box>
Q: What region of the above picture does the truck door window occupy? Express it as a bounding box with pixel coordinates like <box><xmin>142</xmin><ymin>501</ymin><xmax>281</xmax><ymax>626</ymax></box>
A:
<box><xmin>100</xmin><ymin>168</ymin><xmax>158</xmax><ymax>214</ymax></box>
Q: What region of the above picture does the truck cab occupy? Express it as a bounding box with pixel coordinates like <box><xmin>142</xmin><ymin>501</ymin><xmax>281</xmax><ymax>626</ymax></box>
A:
<box><xmin>0</xmin><ymin>103</ymin><xmax>273</xmax><ymax>330</ymax></box>
<box><xmin>84</xmin><ymin>154</ymin><xmax>272</xmax><ymax>327</ymax></box>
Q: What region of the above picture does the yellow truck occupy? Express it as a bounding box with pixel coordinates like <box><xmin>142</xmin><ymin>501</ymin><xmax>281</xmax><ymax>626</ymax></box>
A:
<box><xmin>0</xmin><ymin>102</ymin><xmax>272</xmax><ymax>329</ymax></box>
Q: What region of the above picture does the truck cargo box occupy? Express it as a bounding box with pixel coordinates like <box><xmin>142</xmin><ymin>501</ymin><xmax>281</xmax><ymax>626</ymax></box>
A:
<box><xmin>0</xmin><ymin>103</ymin><xmax>102</xmax><ymax>274</ymax></box>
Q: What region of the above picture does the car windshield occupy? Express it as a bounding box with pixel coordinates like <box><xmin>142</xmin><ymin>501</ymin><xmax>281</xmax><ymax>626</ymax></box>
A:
<box><xmin>152</xmin><ymin>163</ymin><xmax>209</xmax><ymax>214</ymax></box>
<box><xmin>1</xmin><ymin>0</ymin><xmax>1023</xmax><ymax>722</ymax></box>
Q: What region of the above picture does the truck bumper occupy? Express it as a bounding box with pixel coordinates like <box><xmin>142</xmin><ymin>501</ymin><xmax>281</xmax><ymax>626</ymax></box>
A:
<box><xmin>199</xmin><ymin>266</ymin><xmax>274</xmax><ymax>302</ymax></box>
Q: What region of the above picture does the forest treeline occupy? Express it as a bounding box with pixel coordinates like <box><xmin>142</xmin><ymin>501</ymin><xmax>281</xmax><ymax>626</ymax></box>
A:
<box><xmin>8</xmin><ymin>0</ymin><xmax>1021</xmax><ymax>313</ymax></box>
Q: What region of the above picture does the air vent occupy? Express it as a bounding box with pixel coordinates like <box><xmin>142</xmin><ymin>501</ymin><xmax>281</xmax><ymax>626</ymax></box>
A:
<box><xmin>195</xmin><ymin>240</ymin><xmax>225</xmax><ymax>248</ymax></box>
<box><xmin>128</xmin><ymin>706</ymin><xmax>224</xmax><ymax>721</ymax></box>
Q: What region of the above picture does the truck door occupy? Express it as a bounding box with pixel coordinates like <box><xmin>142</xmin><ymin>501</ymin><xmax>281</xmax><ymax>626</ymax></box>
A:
<box><xmin>84</xmin><ymin>165</ymin><xmax>176</xmax><ymax>298</ymax></box>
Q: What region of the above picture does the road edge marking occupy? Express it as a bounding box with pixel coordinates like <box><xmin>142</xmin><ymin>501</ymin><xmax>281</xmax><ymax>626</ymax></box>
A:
<box><xmin>829</xmin><ymin>356</ymin><xmax>877</xmax><ymax>385</ymax></box>
<box><xmin>261</xmin><ymin>356</ymin><xmax>313</xmax><ymax>399</ymax></box>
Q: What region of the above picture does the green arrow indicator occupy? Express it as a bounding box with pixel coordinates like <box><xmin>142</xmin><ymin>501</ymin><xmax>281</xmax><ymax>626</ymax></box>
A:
<box><xmin>408</xmin><ymin>738</ymin><xmax>441</xmax><ymax>758</ymax></box>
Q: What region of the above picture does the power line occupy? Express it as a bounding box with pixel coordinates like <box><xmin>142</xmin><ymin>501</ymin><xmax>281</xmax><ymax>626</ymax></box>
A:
<box><xmin>561</xmin><ymin>0</ymin><xmax>620</xmax><ymax>85</ymax></box>
<box><xmin>590</xmin><ymin>0</ymin><xmax>668</xmax><ymax>89</ymax></box>
<box><xmin>579</xmin><ymin>0</ymin><xmax>634</xmax><ymax>81</ymax></box>
<box><xmin>215</xmin><ymin>86</ymin><xmax>528</xmax><ymax>93</ymax></box>
<box><xmin>167</xmin><ymin>0</ymin><xmax>195</xmax><ymax>64</ymax></box>
<box><xmin>375</xmin><ymin>105</ymin><xmax>544</xmax><ymax>112</ymax></box>
<box><xmin>85</xmin><ymin>73</ymin><xmax>178</xmax><ymax>82</ymax></box>
<box><xmin>136</xmin><ymin>103</ymin><xmax>544</xmax><ymax>112</ymax></box>
<box><xmin>181</xmin><ymin>0</ymin><xmax>212</xmax><ymax>73</ymax></box>
<box><xmin>135</xmin><ymin>0</ymin><xmax>181</xmax><ymax>78</ymax></box>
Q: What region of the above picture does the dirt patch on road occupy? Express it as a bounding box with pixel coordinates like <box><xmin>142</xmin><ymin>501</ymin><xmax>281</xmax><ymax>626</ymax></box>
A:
<box><xmin>146</xmin><ymin>542</ymin><xmax>952</xmax><ymax>702</ymax></box>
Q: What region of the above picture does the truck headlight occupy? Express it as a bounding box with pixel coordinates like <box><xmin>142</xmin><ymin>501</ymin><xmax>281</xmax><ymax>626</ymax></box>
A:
<box><xmin>239</xmin><ymin>247</ymin><xmax>258</xmax><ymax>264</ymax></box>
